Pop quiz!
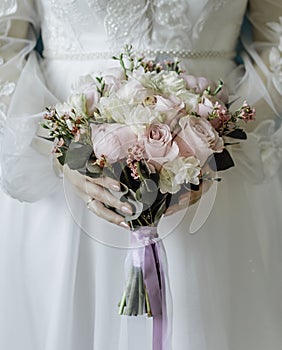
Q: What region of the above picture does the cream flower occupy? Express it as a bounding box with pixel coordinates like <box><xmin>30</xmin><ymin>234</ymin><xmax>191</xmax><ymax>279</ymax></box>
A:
<box><xmin>159</xmin><ymin>156</ymin><xmax>201</xmax><ymax>194</ymax></box>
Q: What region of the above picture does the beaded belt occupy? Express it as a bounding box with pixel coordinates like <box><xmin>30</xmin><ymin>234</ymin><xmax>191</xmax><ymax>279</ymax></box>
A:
<box><xmin>43</xmin><ymin>49</ymin><xmax>235</xmax><ymax>60</ymax></box>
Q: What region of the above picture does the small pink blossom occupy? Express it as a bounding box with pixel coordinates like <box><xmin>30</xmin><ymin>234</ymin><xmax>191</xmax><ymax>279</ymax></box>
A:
<box><xmin>181</xmin><ymin>74</ymin><xmax>213</xmax><ymax>94</ymax></box>
<box><xmin>240</xmin><ymin>101</ymin><xmax>256</xmax><ymax>122</ymax></box>
<box><xmin>209</xmin><ymin>101</ymin><xmax>231</xmax><ymax>130</ymax></box>
<box><xmin>53</xmin><ymin>137</ymin><xmax>64</xmax><ymax>153</ymax></box>
<box><xmin>181</xmin><ymin>74</ymin><xmax>229</xmax><ymax>103</ymax></box>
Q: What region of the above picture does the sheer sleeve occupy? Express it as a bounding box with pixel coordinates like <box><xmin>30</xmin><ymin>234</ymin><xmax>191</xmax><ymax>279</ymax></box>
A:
<box><xmin>231</xmin><ymin>0</ymin><xmax>282</xmax><ymax>181</ymax></box>
<box><xmin>0</xmin><ymin>0</ymin><xmax>60</xmax><ymax>202</ymax></box>
<box><xmin>247</xmin><ymin>0</ymin><xmax>282</xmax><ymax>114</ymax></box>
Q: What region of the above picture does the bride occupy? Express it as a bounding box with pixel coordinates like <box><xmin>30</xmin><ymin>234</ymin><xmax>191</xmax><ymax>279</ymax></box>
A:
<box><xmin>1</xmin><ymin>0</ymin><xmax>282</xmax><ymax>349</ymax></box>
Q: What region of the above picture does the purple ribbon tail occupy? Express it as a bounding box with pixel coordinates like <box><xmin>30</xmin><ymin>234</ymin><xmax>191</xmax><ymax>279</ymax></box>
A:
<box><xmin>144</xmin><ymin>241</ymin><xmax>168</xmax><ymax>350</ymax></box>
<box><xmin>131</xmin><ymin>227</ymin><xmax>170</xmax><ymax>350</ymax></box>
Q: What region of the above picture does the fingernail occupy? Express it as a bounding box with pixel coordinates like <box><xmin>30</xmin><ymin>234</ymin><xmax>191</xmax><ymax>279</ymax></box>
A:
<box><xmin>110</xmin><ymin>184</ymin><xmax>120</xmax><ymax>191</ymax></box>
<box><xmin>120</xmin><ymin>221</ymin><xmax>130</xmax><ymax>229</ymax></box>
<box><xmin>179</xmin><ymin>198</ymin><xmax>189</xmax><ymax>206</ymax></box>
<box><xmin>121</xmin><ymin>205</ymin><xmax>132</xmax><ymax>215</ymax></box>
<box><xmin>165</xmin><ymin>209</ymin><xmax>173</xmax><ymax>216</ymax></box>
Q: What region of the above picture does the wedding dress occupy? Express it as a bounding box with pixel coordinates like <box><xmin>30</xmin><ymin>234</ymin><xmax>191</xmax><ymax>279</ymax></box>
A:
<box><xmin>1</xmin><ymin>0</ymin><xmax>282</xmax><ymax>349</ymax></box>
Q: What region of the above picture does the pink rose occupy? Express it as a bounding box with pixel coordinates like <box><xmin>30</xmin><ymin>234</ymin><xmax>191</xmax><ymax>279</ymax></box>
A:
<box><xmin>91</xmin><ymin>124</ymin><xmax>137</xmax><ymax>163</ymax></box>
<box><xmin>143</xmin><ymin>124</ymin><xmax>179</xmax><ymax>169</ymax></box>
<box><xmin>181</xmin><ymin>74</ymin><xmax>214</xmax><ymax>94</ymax></box>
<box><xmin>181</xmin><ymin>74</ymin><xmax>229</xmax><ymax>104</ymax></box>
<box><xmin>216</xmin><ymin>85</ymin><xmax>229</xmax><ymax>104</ymax></box>
<box><xmin>175</xmin><ymin>116</ymin><xmax>224</xmax><ymax>165</ymax></box>
<box><xmin>196</xmin><ymin>97</ymin><xmax>214</xmax><ymax>118</ymax></box>
<box><xmin>103</xmin><ymin>67</ymin><xmax>125</xmax><ymax>93</ymax></box>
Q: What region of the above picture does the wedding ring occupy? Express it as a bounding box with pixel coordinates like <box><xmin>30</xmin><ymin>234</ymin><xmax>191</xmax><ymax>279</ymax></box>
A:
<box><xmin>86</xmin><ymin>198</ymin><xmax>94</xmax><ymax>210</ymax></box>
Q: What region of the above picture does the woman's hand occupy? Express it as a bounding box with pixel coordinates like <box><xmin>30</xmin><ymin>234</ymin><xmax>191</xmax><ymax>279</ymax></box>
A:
<box><xmin>164</xmin><ymin>172</ymin><xmax>213</xmax><ymax>217</ymax></box>
<box><xmin>63</xmin><ymin>165</ymin><xmax>132</xmax><ymax>229</ymax></box>
<box><xmin>164</xmin><ymin>184</ymin><xmax>204</xmax><ymax>217</ymax></box>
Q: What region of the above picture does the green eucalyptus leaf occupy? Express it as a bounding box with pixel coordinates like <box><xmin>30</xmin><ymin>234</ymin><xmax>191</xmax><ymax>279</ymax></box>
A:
<box><xmin>86</xmin><ymin>160</ymin><xmax>103</xmax><ymax>174</ymax></box>
<box><xmin>136</xmin><ymin>188</ymin><xmax>142</xmax><ymax>202</ymax></box>
<box><xmin>142</xmin><ymin>178</ymin><xmax>158</xmax><ymax>193</ymax></box>
<box><xmin>153</xmin><ymin>199</ymin><xmax>168</xmax><ymax>224</ymax></box>
<box><xmin>65</xmin><ymin>142</ymin><xmax>93</xmax><ymax>170</ymax></box>
<box><xmin>139</xmin><ymin>183</ymin><xmax>158</xmax><ymax>207</ymax></box>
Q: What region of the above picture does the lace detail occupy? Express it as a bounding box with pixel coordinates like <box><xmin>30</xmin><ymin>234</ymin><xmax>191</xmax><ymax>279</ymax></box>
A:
<box><xmin>0</xmin><ymin>79</ymin><xmax>15</xmax><ymax>138</ymax></box>
<box><xmin>103</xmin><ymin>0</ymin><xmax>246</xmax><ymax>52</ymax></box>
<box><xmin>41</xmin><ymin>0</ymin><xmax>82</xmax><ymax>53</ymax></box>
<box><xmin>192</xmin><ymin>0</ymin><xmax>228</xmax><ymax>40</ymax></box>
<box><xmin>104</xmin><ymin>0</ymin><xmax>151</xmax><ymax>47</ymax></box>
<box><xmin>41</xmin><ymin>0</ymin><xmax>107</xmax><ymax>55</ymax></box>
<box><xmin>253</xmin><ymin>120</ymin><xmax>282</xmax><ymax>178</ymax></box>
<box><xmin>267</xmin><ymin>17</ymin><xmax>282</xmax><ymax>95</ymax></box>
<box><xmin>40</xmin><ymin>0</ymin><xmax>247</xmax><ymax>58</ymax></box>
<box><xmin>104</xmin><ymin>0</ymin><xmax>192</xmax><ymax>49</ymax></box>
<box><xmin>0</xmin><ymin>0</ymin><xmax>17</xmax><ymax>17</ymax></box>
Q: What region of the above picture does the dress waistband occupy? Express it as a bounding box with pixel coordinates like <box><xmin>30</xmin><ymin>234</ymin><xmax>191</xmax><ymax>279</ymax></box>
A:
<box><xmin>43</xmin><ymin>49</ymin><xmax>236</xmax><ymax>61</ymax></box>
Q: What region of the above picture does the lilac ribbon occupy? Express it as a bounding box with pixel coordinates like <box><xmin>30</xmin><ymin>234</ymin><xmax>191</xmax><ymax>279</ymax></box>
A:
<box><xmin>131</xmin><ymin>227</ymin><xmax>169</xmax><ymax>350</ymax></box>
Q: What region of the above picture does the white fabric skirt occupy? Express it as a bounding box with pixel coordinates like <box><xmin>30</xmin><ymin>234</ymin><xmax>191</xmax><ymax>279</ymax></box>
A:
<box><xmin>1</xmin><ymin>52</ymin><xmax>282</xmax><ymax>350</ymax></box>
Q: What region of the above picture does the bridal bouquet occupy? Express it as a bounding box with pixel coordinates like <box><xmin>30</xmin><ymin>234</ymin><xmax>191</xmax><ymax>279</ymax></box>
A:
<box><xmin>42</xmin><ymin>46</ymin><xmax>254</xmax><ymax>349</ymax></box>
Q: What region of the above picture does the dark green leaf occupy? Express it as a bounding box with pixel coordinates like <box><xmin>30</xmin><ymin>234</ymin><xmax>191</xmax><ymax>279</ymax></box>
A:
<box><xmin>226</xmin><ymin>129</ymin><xmax>247</xmax><ymax>140</ymax></box>
<box><xmin>208</xmin><ymin>149</ymin><xmax>235</xmax><ymax>171</ymax></box>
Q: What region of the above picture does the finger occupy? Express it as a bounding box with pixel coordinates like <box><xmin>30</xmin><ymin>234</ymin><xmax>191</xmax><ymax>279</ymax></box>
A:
<box><xmin>164</xmin><ymin>204</ymin><xmax>178</xmax><ymax>217</ymax></box>
<box><xmin>88</xmin><ymin>199</ymin><xmax>130</xmax><ymax>229</ymax></box>
<box><xmin>86</xmin><ymin>176</ymin><xmax>121</xmax><ymax>191</ymax></box>
<box><xmin>165</xmin><ymin>187</ymin><xmax>203</xmax><ymax>216</ymax></box>
<box><xmin>83</xmin><ymin>181</ymin><xmax>132</xmax><ymax>215</ymax></box>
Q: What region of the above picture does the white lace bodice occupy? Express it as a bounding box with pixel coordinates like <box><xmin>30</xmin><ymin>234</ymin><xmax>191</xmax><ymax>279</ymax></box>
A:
<box><xmin>39</xmin><ymin>0</ymin><xmax>247</xmax><ymax>59</ymax></box>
